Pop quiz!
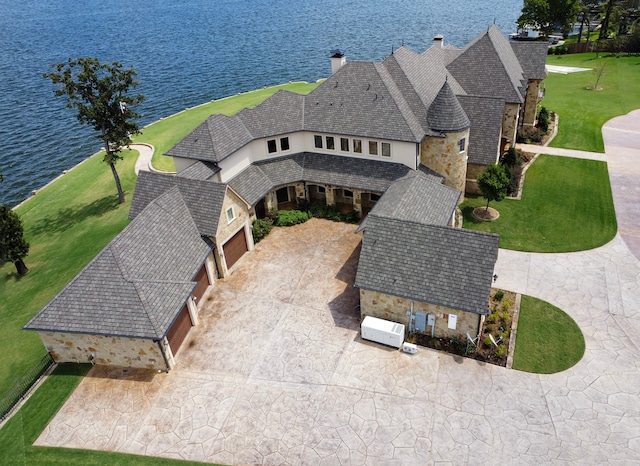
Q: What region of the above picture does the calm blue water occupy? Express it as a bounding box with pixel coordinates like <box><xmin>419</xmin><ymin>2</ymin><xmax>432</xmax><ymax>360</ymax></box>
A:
<box><xmin>0</xmin><ymin>0</ymin><xmax>523</xmax><ymax>207</ymax></box>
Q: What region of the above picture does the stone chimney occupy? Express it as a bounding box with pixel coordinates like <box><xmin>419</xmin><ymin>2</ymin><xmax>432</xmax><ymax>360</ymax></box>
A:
<box><xmin>330</xmin><ymin>49</ymin><xmax>346</xmax><ymax>75</ymax></box>
<box><xmin>433</xmin><ymin>34</ymin><xmax>444</xmax><ymax>48</ymax></box>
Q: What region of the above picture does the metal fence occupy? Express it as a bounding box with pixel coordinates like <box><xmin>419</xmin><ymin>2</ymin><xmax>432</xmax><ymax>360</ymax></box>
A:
<box><xmin>0</xmin><ymin>353</ymin><xmax>54</xmax><ymax>422</ymax></box>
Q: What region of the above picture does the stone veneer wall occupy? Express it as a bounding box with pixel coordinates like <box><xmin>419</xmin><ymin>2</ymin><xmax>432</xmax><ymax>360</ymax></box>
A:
<box><xmin>40</xmin><ymin>331</ymin><xmax>166</xmax><ymax>370</ymax></box>
<box><xmin>502</xmin><ymin>103</ymin><xmax>520</xmax><ymax>147</ymax></box>
<box><xmin>216</xmin><ymin>188</ymin><xmax>254</xmax><ymax>278</ymax></box>
<box><xmin>465</xmin><ymin>163</ymin><xmax>487</xmax><ymax>195</ymax></box>
<box><xmin>420</xmin><ymin>129</ymin><xmax>469</xmax><ymax>198</ymax></box>
<box><xmin>359</xmin><ymin>289</ymin><xmax>482</xmax><ymax>341</ymax></box>
<box><xmin>521</xmin><ymin>79</ymin><xmax>541</xmax><ymax>127</ymax></box>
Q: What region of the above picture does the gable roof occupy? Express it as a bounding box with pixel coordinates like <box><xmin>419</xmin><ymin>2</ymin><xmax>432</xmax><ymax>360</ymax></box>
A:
<box><xmin>356</xmin><ymin>172</ymin><xmax>460</xmax><ymax>233</ymax></box>
<box><xmin>227</xmin><ymin>152</ymin><xmax>440</xmax><ymax>207</ymax></box>
<box><xmin>23</xmin><ymin>189</ymin><xmax>211</xmax><ymax>339</ymax></box>
<box><xmin>355</xmin><ymin>216</ymin><xmax>499</xmax><ymax>314</ymax></box>
<box><xmin>510</xmin><ymin>41</ymin><xmax>549</xmax><ymax>81</ymax></box>
<box><xmin>446</xmin><ymin>25</ymin><xmax>525</xmax><ymax>103</ymax></box>
<box><xmin>130</xmin><ymin>171</ymin><xmax>227</xmax><ymax>237</ymax></box>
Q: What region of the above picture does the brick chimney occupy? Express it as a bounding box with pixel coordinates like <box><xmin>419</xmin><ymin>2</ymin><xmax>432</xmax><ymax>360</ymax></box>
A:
<box><xmin>330</xmin><ymin>49</ymin><xmax>346</xmax><ymax>75</ymax></box>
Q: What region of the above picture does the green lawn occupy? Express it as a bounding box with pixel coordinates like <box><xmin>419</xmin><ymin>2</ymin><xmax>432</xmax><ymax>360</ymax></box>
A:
<box><xmin>544</xmin><ymin>53</ymin><xmax>640</xmax><ymax>152</ymax></box>
<box><xmin>0</xmin><ymin>364</ymin><xmax>209</xmax><ymax>466</ymax></box>
<box><xmin>461</xmin><ymin>155</ymin><xmax>617</xmax><ymax>252</ymax></box>
<box><xmin>136</xmin><ymin>81</ymin><xmax>320</xmax><ymax>172</ymax></box>
<box><xmin>513</xmin><ymin>296</ymin><xmax>585</xmax><ymax>373</ymax></box>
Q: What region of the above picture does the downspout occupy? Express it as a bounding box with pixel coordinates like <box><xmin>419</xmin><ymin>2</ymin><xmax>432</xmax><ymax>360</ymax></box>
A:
<box><xmin>156</xmin><ymin>339</ymin><xmax>171</xmax><ymax>373</ymax></box>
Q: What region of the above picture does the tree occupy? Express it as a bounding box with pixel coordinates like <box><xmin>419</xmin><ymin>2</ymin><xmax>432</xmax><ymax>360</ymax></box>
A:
<box><xmin>592</xmin><ymin>61</ymin><xmax>607</xmax><ymax>89</ymax></box>
<box><xmin>518</xmin><ymin>0</ymin><xmax>581</xmax><ymax>37</ymax></box>
<box><xmin>0</xmin><ymin>205</ymin><xmax>30</xmax><ymax>276</ymax></box>
<box><xmin>477</xmin><ymin>163</ymin><xmax>510</xmax><ymax>212</ymax></box>
<box><xmin>44</xmin><ymin>58</ymin><xmax>144</xmax><ymax>204</ymax></box>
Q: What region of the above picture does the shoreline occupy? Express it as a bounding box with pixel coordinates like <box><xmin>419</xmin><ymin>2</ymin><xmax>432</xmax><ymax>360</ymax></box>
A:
<box><xmin>12</xmin><ymin>81</ymin><xmax>317</xmax><ymax>212</ymax></box>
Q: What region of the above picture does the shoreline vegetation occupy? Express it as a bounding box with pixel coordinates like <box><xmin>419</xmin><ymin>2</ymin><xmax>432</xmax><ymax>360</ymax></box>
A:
<box><xmin>0</xmin><ymin>52</ymin><xmax>635</xmax><ymax>463</ymax></box>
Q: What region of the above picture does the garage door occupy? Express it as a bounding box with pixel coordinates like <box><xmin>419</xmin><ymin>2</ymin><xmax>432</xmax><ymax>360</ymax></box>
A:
<box><xmin>192</xmin><ymin>264</ymin><xmax>211</xmax><ymax>302</ymax></box>
<box><xmin>166</xmin><ymin>305</ymin><xmax>192</xmax><ymax>355</ymax></box>
<box><xmin>223</xmin><ymin>228</ymin><xmax>248</xmax><ymax>270</ymax></box>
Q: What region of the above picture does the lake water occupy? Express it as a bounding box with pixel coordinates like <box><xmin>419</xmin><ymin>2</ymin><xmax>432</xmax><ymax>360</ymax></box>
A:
<box><xmin>0</xmin><ymin>0</ymin><xmax>523</xmax><ymax>207</ymax></box>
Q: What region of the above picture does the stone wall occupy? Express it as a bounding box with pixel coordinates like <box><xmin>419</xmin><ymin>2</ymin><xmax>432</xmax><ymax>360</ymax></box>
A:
<box><xmin>464</xmin><ymin>163</ymin><xmax>487</xmax><ymax>195</ymax></box>
<box><xmin>359</xmin><ymin>289</ymin><xmax>482</xmax><ymax>341</ymax></box>
<box><xmin>39</xmin><ymin>331</ymin><xmax>167</xmax><ymax>370</ymax></box>
<box><xmin>502</xmin><ymin>103</ymin><xmax>520</xmax><ymax>147</ymax></box>
<box><xmin>217</xmin><ymin>188</ymin><xmax>252</xmax><ymax>247</ymax></box>
<box><xmin>521</xmin><ymin>79</ymin><xmax>541</xmax><ymax>127</ymax></box>
<box><xmin>419</xmin><ymin>129</ymin><xmax>469</xmax><ymax>198</ymax></box>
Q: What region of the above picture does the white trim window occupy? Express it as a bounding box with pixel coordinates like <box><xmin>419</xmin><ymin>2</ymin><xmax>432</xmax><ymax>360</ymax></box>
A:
<box><xmin>381</xmin><ymin>142</ymin><xmax>391</xmax><ymax>157</ymax></box>
<box><xmin>226</xmin><ymin>206</ymin><xmax>236</xmax><ymax>224</ymax></box>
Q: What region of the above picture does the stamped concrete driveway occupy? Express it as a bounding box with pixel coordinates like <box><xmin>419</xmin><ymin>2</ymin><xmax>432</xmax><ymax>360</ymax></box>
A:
<box><xmin>36</xmin><ymin>106</ymin><xmax>640</xmax><ymax>466</ymax></box>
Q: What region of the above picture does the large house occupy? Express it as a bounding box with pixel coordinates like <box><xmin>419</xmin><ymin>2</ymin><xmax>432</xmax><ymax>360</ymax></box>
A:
<box><xmin>24</xmin><ymin>26</ymin><xmax>547</xmax><ymax>371</ymax></box>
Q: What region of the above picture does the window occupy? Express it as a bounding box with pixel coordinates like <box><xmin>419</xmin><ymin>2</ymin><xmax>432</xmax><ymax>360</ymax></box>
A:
<box><xmin>280</xmin><ymin>137</ymin><xmax>290</xmax><ymax>151</ymax></box>
<box><xmin>368</xmin><ymin>141</ymin><xmax>378</xmax><ymax>155</ymax></box>
<box><xmin>459</xmin><ymin>138</ymin><xmax>466</xmax><ymax>152</ymax></box>
<box><xmin>226</xmin><ymin>207</ymin><xmax>235</xmax><ymax>223</ymax></box>
<box><xmin>340</xmin><ymin>137</ymin><xmax>349</xmax><ymax>152</ymax></box>
<box><xmin>267</xmin><ymin>139</ymin><xmax>277</xmax><ymax>153</ymax></box>
<box><xmin>370</xmin><ymin>193</ymin><xmax>380</xmax><ymax>201</ymax></box>
<box><xmin>317</xmin><ymin>186</ymin><xmax>326</xmax><ymax>194</ymax></box>
<box><xmin>326</xmin><ymin>136</ymin><xmax>335</xmax><ymax>150</ymax></box>
<box><xmin>276</xmin><ymin>187</ymin><xmax>290</xmax><ymax>203</ymax></box>
<box><xmin>343</xmin><ymin>189</ymin><xmax>353</xmax><ymax>198</ymax></box>
<box><xmin>353</xmin><ymin>139</ymin><xmax>362</xmax><ymax>153</ymax></box>
<box><xmin>381</xmin><ymin>142</ymin><xmax>391</xmax><ymax>157</ymax></box>
<box><xmin>314</xmin><ymin>135</ymin><xmax>323</xmax><ymax>149</ymax></box>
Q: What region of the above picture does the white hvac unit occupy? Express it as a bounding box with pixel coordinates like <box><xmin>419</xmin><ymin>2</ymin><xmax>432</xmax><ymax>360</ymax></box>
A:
<box><xmin>361</xmin><ymin>316</ymin><xmax>405</xmax><ymax>349</ymax></box>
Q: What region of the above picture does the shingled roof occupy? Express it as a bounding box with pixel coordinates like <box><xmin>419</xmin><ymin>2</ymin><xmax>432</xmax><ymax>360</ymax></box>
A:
<box><xmin>510</xmin><ymin>41</ymin><xmax>549</xmax><ymax>81</ymax></box>
<box><xmin>356</xmin><ymin>172</ymin><xmax>460</xmax><ymax>233</ymax></box>
<box><xmin>23</xmin><ymin>189</ymin><xmax>211</xmax><ymax>339</ymax></box>
<box><xmin>227</xmin><ymin>152</ymin><xmax>435</xmax><ymax>207</ymax></box>
<box><xmin>355</xmin><ymin>216</ymin><xmax>499</xmax><ymax>314</ymax></box>
<box><xmin>446</xmin><ymin>25</ymin><xmax>525</xmax><ymax>103</ymax></box>
<box><xmin>458</xmin><ymin>95</ymin><xmax>504</xmax><ymax>166</ymax></box>
<box><xmin>130</xmin><ymin>171</ymin><xmax>228</xmax><ymax>237</ymax></box>
<box><xmin>427</xmin><ymin>80</ymin><xmax>470</xmax><ymax>132</ymax></box>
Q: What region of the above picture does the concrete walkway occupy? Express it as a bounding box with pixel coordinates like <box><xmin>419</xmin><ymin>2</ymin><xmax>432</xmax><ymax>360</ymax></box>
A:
<box><xmin>130</xmin><ymin>143</ymin><xmax>155</xmax><ymax>175</ymax></box>
<box><xmin>35</xmin><ymin>112</ymin><xmax>640</xmax><ymax>464</ymax></box>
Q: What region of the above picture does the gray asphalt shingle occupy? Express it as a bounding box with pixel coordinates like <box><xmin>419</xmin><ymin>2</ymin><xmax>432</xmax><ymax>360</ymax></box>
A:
<box><xmin>355</xmin><ymin>216</ymin><xmax>499</xmax><ymax>314</ymax></box>
<box><xmin>23</xmin><ymin>189</ymin><xmax>211</xmax><ymax>339</ymax></box>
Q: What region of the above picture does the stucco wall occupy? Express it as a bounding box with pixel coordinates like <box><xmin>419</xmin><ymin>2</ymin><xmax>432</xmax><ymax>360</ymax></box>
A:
<box><xmin>502</xmin><ymin>103</ymin><xmax>520</xmax><ymax>147</ymax></box>
<box><xmin>419</xmin><ymin>129</ymin><xmax>469</xmax><ymax>197</ymax></box>
<box><xmin>359</xmin><ymin>289</ymin><xmax>482</xmax><ymax>341</ymax></box>
<box><xmin>39</xmin><ymin>331</ymin><xmax>166</xmax><ymax>370</ymax></box>
<box><xmin>521</xmin><ymin>79</ymin><xmax>541</xmax><ymax>127</ymax></box>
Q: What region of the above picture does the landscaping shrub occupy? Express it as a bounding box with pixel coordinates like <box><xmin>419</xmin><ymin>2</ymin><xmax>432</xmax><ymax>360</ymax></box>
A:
<box><xmin>275</xmin><ymin>209</ymin><xmax>309</xmax><ymax>226</ymax></box>
<box><xmin>494</xmin><ymin>290</ymin><xmax>504</xmax><ymax>301</ymax></box>
<box><xmin>307</xmin><ymin>204</ymin><xmax>360</xmax><ymax>223</ymax></box>
<box><xmin>516</xmin><ymin>126</ymin><xmax>545</xmax><ymax>144</ymax></box>
<box><xmin>251</xmin><ymin>218</ymin><xmax>273</xmax><ymax>243</ymax></box>
<box><xmin>537</xmin><ymin>106</ymin><xmax>550</xmax><ymax>133</ymax></box>
<box><xmin>501</xmin><ymin>147</ymin><xmax>521</xmax><ymax>168</ymax></box>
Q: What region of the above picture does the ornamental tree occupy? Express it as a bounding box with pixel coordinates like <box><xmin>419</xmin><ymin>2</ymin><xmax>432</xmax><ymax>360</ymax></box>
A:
<box><xmin>477</xmin><ymin>163</ymin><xmax>510</xmax><ymax>212</ymax></box>
<box><xmin>518</xmin><ymin>0</ymin><xmax>580</xmax><ymax>37</ymax></box>
<box><xmin>0</xmin><ymin>204</ymin><xmax>30</xmax><ymax>276</ymax></box>
<box><xmin>44</xmin><ymin>58</ymin><xmax>144</xmax><ymax>204</ymax></box>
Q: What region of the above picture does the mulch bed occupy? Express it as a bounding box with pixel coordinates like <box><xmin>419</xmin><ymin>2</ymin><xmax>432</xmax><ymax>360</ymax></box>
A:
<box><xmin>406</xmin><ymin>289</ymin><xmax>517</xmax><ymax>367</ymax></box>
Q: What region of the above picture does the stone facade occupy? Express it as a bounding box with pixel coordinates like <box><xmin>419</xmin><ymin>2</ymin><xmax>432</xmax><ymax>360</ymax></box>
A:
<box><xmin>214</xmin><ymin>188</ymin><xmax>254</xmax><ymax>278</ymax></box>
<box><xmin>464</xmin><ymin>163</ymin><xmax>487</xmax><ymax>195</ymax></box>
<box><xmin>359</xmin><ymin>289</ymin><xmax>483</xmax><ymax>341</ymax></box>
<box><xmin>501</xmin><ymin>103</ymin><xmax>520</xmax><ymax>147</ymax></box>
<box><xmin>419</xmin><ymin>129</ymin><xmax>469</xmax><ymax>198</ymax></box>
<box><xmin>40</xmin><ymin>331</ymin><xmax>167</xmax><ymax>370</ymax></box>
<box><xmin>521</xmin><ymin>79</ymin><xmax>542</xmax><ymax>127</ymax></box>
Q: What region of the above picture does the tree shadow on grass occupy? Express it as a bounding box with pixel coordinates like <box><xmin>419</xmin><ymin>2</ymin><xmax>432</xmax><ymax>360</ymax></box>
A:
<box><xmin>29</xmin><ymin>194</ymin><xmax>122</xmax><ymax>236</ymax></box>
<box><xmin>460</xmin><ymin>205</ymin><xmax>485</xmax><ymax>226</ymax></box>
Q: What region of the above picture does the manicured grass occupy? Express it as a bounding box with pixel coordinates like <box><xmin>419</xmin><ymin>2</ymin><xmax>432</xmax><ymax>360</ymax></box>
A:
<box><xmin>136</xmin><ymin>81</ymin><xmax>320</xmax><ymax>172</ymax></box>
<box><xmin>461</xmin><ymin>155</ymin><xmax>617</xmax><ymax>252</ymax></box>
<box><xmin>513</xmin><ymin>296</ymin><xmax>585</xmax><ymax>373</ymax></box>
<box><xmin>0</xmin><ymin>364</ymin><xmax>209</xmax><ymax>465</ymax></box>
<box><xmin>0</xmin><ymin>152</ymin><xmax>137</xmax><ymax>402</ymax></box>
<box><xmin>544</xmin><ymin>53</ymin><xmax>640</xmax><ymax>152</ymax></box>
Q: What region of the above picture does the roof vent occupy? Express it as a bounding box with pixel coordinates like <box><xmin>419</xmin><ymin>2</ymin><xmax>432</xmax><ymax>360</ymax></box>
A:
<box><xmin>433</xmin><ymin>34</ymin><xmax>444</xmax><ymax>48</ymax></box>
